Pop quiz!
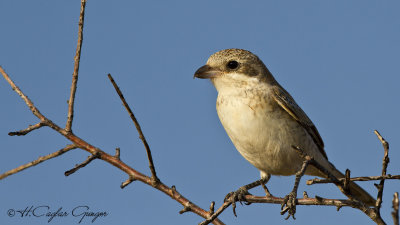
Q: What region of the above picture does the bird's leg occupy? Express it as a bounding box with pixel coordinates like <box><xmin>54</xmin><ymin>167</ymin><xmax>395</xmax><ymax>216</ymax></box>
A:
<box><xmin>281</xmin><ymin>159</ymin><xmax>310</xmax><ymax>220</ymax></box>
<box><xmin>224</xmin><ymin>176</ymin><xmax>270</xmax><ymax>217</ymax></box>
<box><xmin>261</xmin><ymin>174</ymin><xmax>272</xmax><ymax>196</ymax></box>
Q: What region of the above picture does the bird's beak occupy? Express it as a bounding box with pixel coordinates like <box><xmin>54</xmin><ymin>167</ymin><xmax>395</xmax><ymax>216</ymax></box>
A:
<box><xmin>194</xmin><ymin>65</ymin><xmax>221</xmax><ymax>79</ymax></box>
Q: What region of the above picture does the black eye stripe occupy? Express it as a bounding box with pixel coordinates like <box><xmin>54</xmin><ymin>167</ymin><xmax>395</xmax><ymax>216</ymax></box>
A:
<box><xmin>226</xmin><ymin>61</ymin><xmax>239</xmax><ymax>70</ymax></box>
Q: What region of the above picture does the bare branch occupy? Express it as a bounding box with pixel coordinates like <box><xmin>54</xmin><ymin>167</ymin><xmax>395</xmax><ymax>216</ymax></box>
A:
<box><xmin>0</xmin><ymin>66</ymin><xmax>65</xmax><ymax>134</ymax></box>
<box><xmin>393</xmin><ymin>192</ymin><xmax>399</xmax><ymax>225</ymax></box>
<box><xmin>0</xmin><ymin>144</ymin><xmax>77</xmax><ymax>180</ymax></box>
<box><xmin>0</xmin><ymin>67</ymin><xmax>47</xmax><ymax>122</ymax></box>
<box><xmin>375</xmin><ymin>130</ymin><xmax>390</xmax><ymax>210</ymax></box>
<box><xmin>307</xmin><ymin>175</ymin><xmax>400</xmax><ymax>185</ymax></box>
<box><xmin>247</xmin><ymin>195</ymin><xmax>384</xmax><ymax>225</ymax></box>
<box><xmin>8</xmin><ymin>122</ymin><xmax>46</xmax><ymax>136</ymax></box>
<box><xmin>66</xmin><ymin>0</ymin><xmax>86</xmax><ymax>132</ymax></box>
<box><xmin>64</xmin><ymin>153</ymin><xmax>98</xmax><ymax>176</ymax></box>
<box><xmin>108</xmin><ymin>73</ymin><xmax>159</xmax><ymax>183</ymax></box>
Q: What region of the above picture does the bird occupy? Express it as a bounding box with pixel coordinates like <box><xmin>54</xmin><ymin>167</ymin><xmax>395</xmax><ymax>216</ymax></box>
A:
<box><xmin>193</xmin><ymin>48</ymin><xmax>375</xmax><ymax>212</ymax></box>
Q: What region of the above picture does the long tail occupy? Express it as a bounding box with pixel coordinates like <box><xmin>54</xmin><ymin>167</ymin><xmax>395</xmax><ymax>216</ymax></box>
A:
<box><xmin>330</xmin><ymin>167</ymin><xmax>376</xmax><ymax>206</ymax></box>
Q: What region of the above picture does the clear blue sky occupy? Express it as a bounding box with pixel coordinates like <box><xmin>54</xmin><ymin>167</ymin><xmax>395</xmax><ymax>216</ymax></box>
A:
<box><xmin>1</xmin><ymin>1</ymin><xmax>399</xmax><ymax>225</ymax></box>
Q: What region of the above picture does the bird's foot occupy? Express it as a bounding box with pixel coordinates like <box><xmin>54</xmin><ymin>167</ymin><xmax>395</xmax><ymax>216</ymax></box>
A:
<box><xmin>280</xmin><ymin>191</ymin><xmax>297</xmax><ymax>220</ymax></box>
<box><xmin>224</xmin><ymin>186</ymin><xmax>251</xmax><ymax>217</ymax></box>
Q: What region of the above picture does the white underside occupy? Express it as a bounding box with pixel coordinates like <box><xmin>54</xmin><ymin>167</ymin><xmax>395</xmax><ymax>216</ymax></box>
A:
<box><xmin>212</xmin><ymin>75</ymin><xmax>331</xmax><ymax>178</ymax></box>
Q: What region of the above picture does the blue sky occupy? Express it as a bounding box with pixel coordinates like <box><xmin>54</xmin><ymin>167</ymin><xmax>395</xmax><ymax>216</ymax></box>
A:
<box><xmin>1</xmin><ymin>1</ymin><xmax>399</xmax><ymax>225</ymax></box>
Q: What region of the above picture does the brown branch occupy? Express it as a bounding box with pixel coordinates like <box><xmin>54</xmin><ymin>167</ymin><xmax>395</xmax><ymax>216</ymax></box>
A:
<box><xmin>393</xmin><ymin>192</ymin><xmax>399</xmax><ymax>225</ymax></box>
<box><xmin>375</xmin><ymin>130</ymin><xmax>390</xmax><ymax>210</ymax></box>
<box><xmin>247</xmin><ymin>194</ymin><xmax>384</xmax><ymax>224</ymax></box>
<box><xmin>307</xmin><ymin>175</ymin><xmax>400</xmax><ymax>185</ymax></box>
<box><xmin>64</xmin><ymin>153</ymin><xmax>98</xmax><ymax>176</ymax></box>
<box><xmin>200</xmin><ymin>193</ymin><xmax>372</xmax><ymax>225</ymax></box>
<box><xmin>8</xmin><ymin>122</ymin><xmax>46</xmax><ymax>136</ymax></box>
<box><xmin>107</xmin><ymin>73</ymin><xmax>159</xmax><ymax>184</ymax></box>
<box><xmin>120</xmin><ymin>176</ymin><xmax>136</xmax><ymax>189</ymax></box>
<box><xmin>0</xmin><ymin>67</ymin><xmax>47</xmax><ymax>122</ymax></box>
<box><xmin>1</xmin><ymin>67</ymin><xmax>224</xmax><ymax>225</ymax></box>
<box><xmin>66</xmin><ymin>0</ymin><xmax>86</xmax><ymax>132</ymax></box>
<box><xmin>0</xmin><ymin>144</ymin><xmax>77</xmax><ymax>180</ymax></box>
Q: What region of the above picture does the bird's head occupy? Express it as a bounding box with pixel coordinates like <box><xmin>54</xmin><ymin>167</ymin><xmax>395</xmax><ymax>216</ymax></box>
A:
<box><xmin>194</xmin><ymin>49</ymin><xmax>275</xmax><ymax>92</ymax></box>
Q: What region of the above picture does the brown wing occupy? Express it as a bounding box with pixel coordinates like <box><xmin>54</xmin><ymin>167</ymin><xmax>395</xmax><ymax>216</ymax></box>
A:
<box><xmin>271</xmin><ymin>84</ymin><xmax>328</xmax><ymax>159</ymax></box>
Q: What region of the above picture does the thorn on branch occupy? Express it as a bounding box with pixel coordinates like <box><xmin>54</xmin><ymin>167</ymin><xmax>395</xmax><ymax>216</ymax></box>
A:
<box><xmin>65</xmin><ymin>153</ymin><xmax>98</xmax><ymax>176</ymax></box>
<box><xmin>343</xmin><ymin>169</ymin><xmax>351</xmax><ymax>192</ymax></box>
<box><xmin>208</xmin><ymin>201</ymin><xmax>215</xmax><ymax>215</ymax></box>
<box><xmin>170</xmin><ymin>185</ymin><xmax>177</xmax><ymax>196</ymax></box>
<box><xmin>115</xmin><ymin>147</ymin><xmax>120</xmax><ymax>160</ymax></box>
<box><xmin>179</xmin><ymin>205</ymin><xmax>192</xmax><ymax>214</ymax></box>
<box><xmin>120</xmin><ymin>176</ymin><xmax>136</xmax><ymax>189</ymax></box>
<box><xmin>8</xmin><ymin>121</ymin><xmax>46</xmax><ymax>136</ymax></box>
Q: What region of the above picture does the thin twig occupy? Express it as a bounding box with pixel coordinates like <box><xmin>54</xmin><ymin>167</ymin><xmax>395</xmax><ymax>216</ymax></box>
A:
<box><xmin>64</xmin><ymin>153</ymin><xmax>98</xmax><ymax>176</ymax></box>
<box><xmin>0</xmin><ymin>67</ymin><xmax>47</xmax><ymax>122</ymax></box>
<box><xmin>375</xmin><ymin>130</ymin><xmax>390</xmax><ymax>210</ymax></box>
<box><xmin>393</xmin><ymin>192</ymin><xmax>399</xmax><ymax>225</ymax></box>
<box><xmin>107</xmin><ymin>74</ymin><xmax>159</xmax><ymax>184</ymax></box>
<box><xmin>307</xmin><ymin>175</ymin><xmax>400</xmax><ymax>185</ymax></box>
<box><xmin>66</xmin><ymin>0</ymin><xmax>86</xmax><ymax>132</ymax></box>
<box><xmin>8</xmin><ymin>122</ymin><xmax>46</xmax><ymax>136</ymax></box>
<box><xmin>0</xmin><ymin>145</ymin><xmax>77</xmax><ymax>180</ymax></box>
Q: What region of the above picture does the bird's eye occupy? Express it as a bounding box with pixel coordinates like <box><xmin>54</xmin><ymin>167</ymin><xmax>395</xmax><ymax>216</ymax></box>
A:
<box><xmin>226</xmin><ymin>61</ymin><xmax>239</xmax><ymax>70</ymax></box>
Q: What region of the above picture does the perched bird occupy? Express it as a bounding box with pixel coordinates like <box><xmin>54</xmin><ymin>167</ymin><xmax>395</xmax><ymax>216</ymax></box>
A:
<box><xmin>194</xmin><ymin>48</ymin><xmax>375</xmax><ymax>208</ymax></box>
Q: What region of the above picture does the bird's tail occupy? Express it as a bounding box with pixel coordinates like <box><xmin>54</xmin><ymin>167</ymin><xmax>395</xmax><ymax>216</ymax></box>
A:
<box><xmin>330</xmin><ymin>167</ymin><xmax>376</xmax><ymax>206</ymax></box>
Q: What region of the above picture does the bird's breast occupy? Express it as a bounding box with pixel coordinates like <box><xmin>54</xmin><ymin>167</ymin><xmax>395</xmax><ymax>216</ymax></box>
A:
<box><xmin>216</xmin><ymin>90</ymin><xmax>307</xmax><ymax>175</ymax></box>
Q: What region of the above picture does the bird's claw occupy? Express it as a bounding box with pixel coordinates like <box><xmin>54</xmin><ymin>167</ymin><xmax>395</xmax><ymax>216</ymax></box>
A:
<box><xmin>224</xmin><ymin>187</ymin><xmax>251</xmax><ymax>217</ymax></box>
<box><xmin>280</xmin><ymin>191</ymin><xmax>297</xmax><ymax>220</ymax></box>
